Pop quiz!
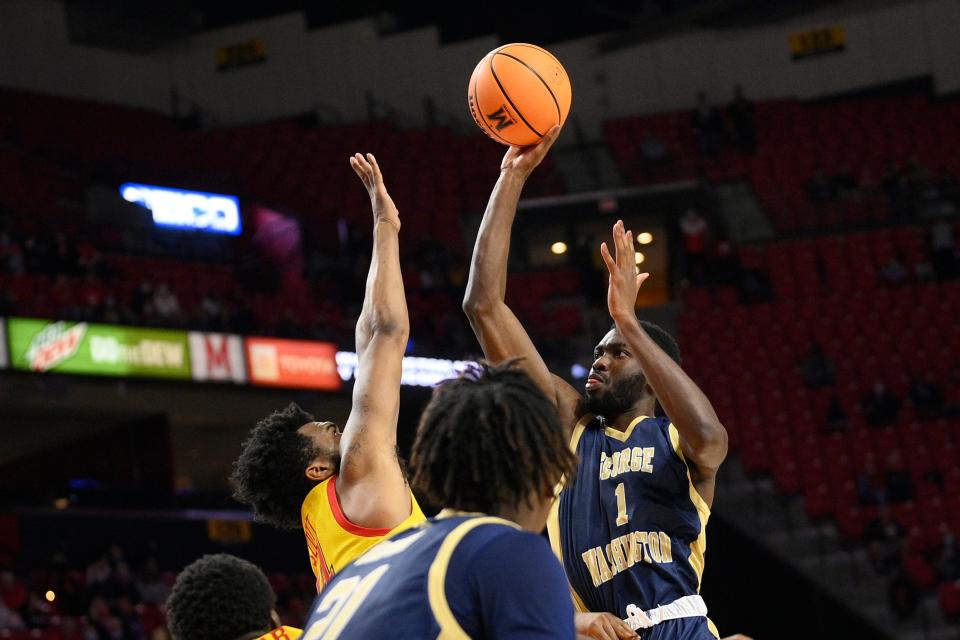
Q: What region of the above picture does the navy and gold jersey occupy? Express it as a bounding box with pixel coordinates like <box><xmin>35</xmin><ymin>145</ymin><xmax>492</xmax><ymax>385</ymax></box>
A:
<box><xmin>548</xmin><ymin>414</ymin><xmax>718</xmax><ymax>637</ymax></box>
<box><xmin>303</xmin><ymin>512</ymin><xmax>574</xmax><ymax>639</ymax></box>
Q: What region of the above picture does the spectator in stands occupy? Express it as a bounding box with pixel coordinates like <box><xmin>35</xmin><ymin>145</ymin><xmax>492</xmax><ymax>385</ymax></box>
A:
<box><xmin>196</xmin><ymin>292</ymin><xmax>224</xmax><ymax>330</ymax></box>
<box><xmin>1</xmin><ymin>571</ymin><xmax>27</xmax><ymax>617</ymax></box>
<box><xmin>878</xmin><ymin>256</ymin><xmax>909</xmax><ymax>286</ymax></box>
<box><xmin>24</xmin><ymin>589</ymin><xmax>56</xmax><ymax>629</ymax></box>
<box><xmin>692</xmin><ymin>92</ymin><xmax>723</xmax><ymax>158</ymax></box>
<box><xmin>799</xmin><ymin>343</ymin><xmax>835</xmax><ymax>389</ymax></box>
<box><xmin>114</xmin><ymin>596</ymin><xmax>146</xmax><ymax>640</ymax></box>
<box><xmin>639</xmin><ymin>131</ymin><xmax>673</xmax><ymax>180</ymax></box>
<box><xmin>864</xmin><ymin>508</ymin><xmax>904</xmax><ymax>575</ymax></box>
<box><xmin>912</xmin><ymin>256</ymin><xmax>935</xmax><ymax>283</ymax></box>
<box><xmin>137</xmin><ymin>560</ymin><xmax>169</xmax><ymax>607</ymax></box>
<box><xmin>727</xmin><ymin>85</ymin><xmax>756</xmax><ymax>154</ymax></box>
<box><xmin>86</xmin><ymin>596</ymin><xmax>116</xmax><ymax>640</ymax></box>
<box><xmin>0</xmin><ymin>232</ymin><xmax>24</xmax><ymax>275</ymax></box>
<box><xmin>910</xmin><ymin>373</ymin><xmax>945</xmax><ymax>420</ymax></box>
<box><xmin>737</xmin><ymin>267</ymin><xmax>774</xmax><ymax>304</ymax></box>
<box><xmin>930</xmin><ymin>220</ymin><xmax>958</xmax><ymax>280</ymax></box>
<box><xmin>825</xmin><ymin>395</ymin><xmax>850</xmax><ymax>433</ymax></box>
<box><xmin>104</xmin><ymin>563</ymin><xmax>140</xmax><ymax>605</ymax></box>
<box><xmin>882</xmin><ymin>162</ymin><xmax>905</xmax><ymax>203</ymax></box>
<box><xmin>23</xmin><ymin>235</ymin><xmax>51</xmax><ymax>274</ymax></box>
<box><xmin>52</xmin><ymin>233</ymin><xmax>79</xmax><ymax>276</ymax></box>
<box><xmin>857</xmin><ymin>455</ymin><xmax>884</xmax><ymax>506</ymax></box>
<box><xmin>805</xmin><ymin>167</ymin><xmax>837</xmax><ymax>204</ymax></box>
<box><xmin>640</xmin><ymin>131</ymin><xmax>670</xmax><ymax>166</ymax></box>
<box><xmin>862</xmin><ymin>382</ymin><xmax>900</xmax><ymax>428</ymax></box>
<box><xmin>0</xmin><ymin>598</ymin><xmax>25</xmax><ymax>630</ymax></box>
<box><xmin>152</xmin><ymin>284</ymin><xmax>182</xmax><ymax>326</ymax></box>
<box><xmin>832</xmin><ymin>165</ymin><xmax>859</xmax><ymax>199</ymax></box>
<box><xmin>883</xmin><ymin>450</ymin><xmax>914</xmax><ymax>504</ymax></box>
<box><xmin>905</xmin><ymin>158</ymin><xmax>950</xmax><ymax>218</ymax></box>
<box><xmin>940</xmin><ymin>170</ymin><xmax>960</xmax><ymax>205</ymax></box>
<box><xmin>0</xmin><ymin>289</ymin><xmax>15</xmax><ymax>316</ymax></box>
<box><xmin>680</xmin><ymin>208</ymin><xmax>708</xmax><ymax>283</ymax></box>
<box><xmin>888</xmin><ymin>569</ymin><xmax>919</xmax><ymax>620</ymax></box>
<box><xmin>939</xmin><ymin>526</ymin><xmax>960</xmax><ymax>582</ymax></box>
<box><xmin>574</xmin><ymin>234</ymin><xmax>605</xmax><ymax>308</ymax></box>
<box><xmin>132</xmin><ymin>281</ymin><xmax>154</xmax><ymax>317</ymax></box>
<box><xmin>166</xmin><ymin>554</ymin><xmax>283</xmax><ymax>640</ymax></box>
<box><xmin>710</xmin><ymin>239</ymin><xmax>741</xmax><ymax>287</ymax></box>
<box><xmin>855</xmin><ymin>167</ymin><xmax>882</xmax><ymax>201</ymax></box>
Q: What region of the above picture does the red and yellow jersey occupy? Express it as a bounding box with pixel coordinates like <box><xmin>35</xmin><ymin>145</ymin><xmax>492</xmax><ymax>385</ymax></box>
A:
<box><xmin>301</xmin><ymin>474</ymin><xmax>425</xmax><ymax>592</ymax></box>
<box><xmin>254</xmin><ymin>627</ymin><xmax>302</xmax><ymax>640</ymax></box>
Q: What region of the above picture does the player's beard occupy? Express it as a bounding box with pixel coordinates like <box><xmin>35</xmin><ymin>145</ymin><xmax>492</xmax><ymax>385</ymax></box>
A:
<box><xmin>583</xmin><ymin>372</ymin><xmax>647</xmax><ymax>419</ymax></box>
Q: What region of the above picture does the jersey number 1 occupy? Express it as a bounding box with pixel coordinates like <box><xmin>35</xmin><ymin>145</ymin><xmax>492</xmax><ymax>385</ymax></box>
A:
<box><xmin>615</xmin><ymin>482</ymin><xmax>629</xmax><ymax>526</ymax></box>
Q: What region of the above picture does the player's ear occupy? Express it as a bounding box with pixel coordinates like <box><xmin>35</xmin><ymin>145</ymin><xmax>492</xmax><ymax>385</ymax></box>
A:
<box><xmin>305</xmin><ymin>460</ymin><xmax>329</xmax><ymax>482</ymax></box>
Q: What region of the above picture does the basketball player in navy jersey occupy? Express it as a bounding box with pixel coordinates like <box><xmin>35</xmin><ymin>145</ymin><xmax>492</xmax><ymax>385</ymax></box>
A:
<box><xmin>300</xmin><ymin>362</ymin><xmax>579</xmax><ymax>639</ymax></box>
<box><xmin>463</xmin><ymin>126</ymin><xmax>729</xmax><ymax>640</ymax></box>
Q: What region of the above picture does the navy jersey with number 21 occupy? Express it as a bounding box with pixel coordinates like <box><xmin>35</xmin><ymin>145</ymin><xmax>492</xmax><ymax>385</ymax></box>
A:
<box><xmin>303</xmin><ymin>513</ymin><xmax>574</xmax><ymax>639</ymax></box>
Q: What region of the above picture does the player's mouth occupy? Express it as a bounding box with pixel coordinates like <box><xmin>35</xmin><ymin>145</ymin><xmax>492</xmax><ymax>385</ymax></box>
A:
<box><xmin>585</xmin><ymin>374</ymin><xmax>605</xmax><ymax>391</ymax></box>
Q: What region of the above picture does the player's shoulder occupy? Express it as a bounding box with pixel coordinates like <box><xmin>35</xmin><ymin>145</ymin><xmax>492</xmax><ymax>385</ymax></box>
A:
<box><xmin>448</xmin><ymin>517</ymin><xmax>556</xmax><ymax>574</ymax></box>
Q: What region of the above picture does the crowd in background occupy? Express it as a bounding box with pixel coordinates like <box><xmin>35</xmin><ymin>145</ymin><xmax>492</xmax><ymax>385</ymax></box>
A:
<box><xmin>0</xmin><ymin>543</ymin><xmax>312</xmax><ymax>640</ymax></box>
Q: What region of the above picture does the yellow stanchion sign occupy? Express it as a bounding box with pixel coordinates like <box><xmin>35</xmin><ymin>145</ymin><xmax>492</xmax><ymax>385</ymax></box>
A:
<box><xmin>207</xmin><ymin>519</ymin><xmax>252</xmax><ymax>543</ymax></box>
<box><xmin>216</xmin><ymin>39</ymin><xmax>267</xmax><ymax>71</ymax></box>
<box><xmin>790</xmin><ymin>27</ymin><xmax>846</xmax><ymax>59</ymax></box>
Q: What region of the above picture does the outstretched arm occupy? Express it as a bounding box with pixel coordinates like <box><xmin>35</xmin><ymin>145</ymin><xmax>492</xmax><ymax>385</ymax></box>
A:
<box><xmin>463</xmin><ymin>127</ymin><xmax>581</xmax><ymax>437</ymax></box>
<box><xmin>337</xmin><ymin>153</ymin><xmax>412</xmax><ymax>528</ymax></box>
<box><xmin>600</xmin><ymin>220</ymin><xmax>727</xmax><ymax>506</ymax></box>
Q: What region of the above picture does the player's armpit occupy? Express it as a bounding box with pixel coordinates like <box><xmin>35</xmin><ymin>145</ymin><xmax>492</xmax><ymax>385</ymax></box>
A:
<box><xmin>553</xmin><ymin>374</ymin><xmax>584</xmax><ymax>441</ymax></box>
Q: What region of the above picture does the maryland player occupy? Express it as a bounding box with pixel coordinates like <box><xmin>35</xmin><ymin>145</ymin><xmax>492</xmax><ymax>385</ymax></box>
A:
<box><xmin>463</xmin><ymin>127</ymin><xmax>729</xmax><ymax>639</ymax></box>
<box><xmin>166</xmin><ymin>553</ymin><xmax>302</xmax><ymax>640</ymax></box>
<box><xmin>231</xmin><ymin>153</ymin><xmax>424</xmax><ymax>592</ymax></box>
<box><xmin>301</xmin><ymin>362</ymin><xmax>579</xmax><ymax>639</ymax></box>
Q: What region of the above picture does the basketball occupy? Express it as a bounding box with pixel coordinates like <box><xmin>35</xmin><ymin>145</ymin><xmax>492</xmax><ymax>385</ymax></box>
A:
<box><xmin>468</xmin><ymin>43</ymin><xmax>572</xmax><ymax>147</ymax></box>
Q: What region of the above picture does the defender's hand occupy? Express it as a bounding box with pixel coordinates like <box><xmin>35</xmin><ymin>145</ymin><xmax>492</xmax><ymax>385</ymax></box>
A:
<box><xmin>600</xmin><ymin>220</ymin><xmax>649</xmax><ymax>323</ymax></box>
<box><xmin>575</xmin><ymin>612</ymin><xmax>639</xmax><ymax>640</ymax></box>
<box><xmin>500</xmin><ymin>125</ymin><xmax>562</xmax><ymax>178</ymax></box>
<box><xmin>350</xmin><ymin>153</ymin><xmax>400</xmax><ymax>231</ymax></box>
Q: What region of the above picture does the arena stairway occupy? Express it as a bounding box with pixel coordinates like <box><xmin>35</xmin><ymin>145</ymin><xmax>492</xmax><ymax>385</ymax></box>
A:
<box><xmin>714</xmin><ymin>456</ymin><xmax>960</xmax><ymax>640</ymax></box>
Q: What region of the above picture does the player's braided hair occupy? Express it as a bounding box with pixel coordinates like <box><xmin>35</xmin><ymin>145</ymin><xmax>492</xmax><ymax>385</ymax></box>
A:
<box><xmin>230</xmin><ymin>403</ymin><xmax>320</xmax><ymax>529</ymax></box>
<box><xmin>410</xmin><ymin>360</ymin><xmax>578</xmax><ymax>515</ymax></box>
<box><xmin>167</xmin><ymin>554</ymin><xmax>275</xmax><ymax>640</ymax></box>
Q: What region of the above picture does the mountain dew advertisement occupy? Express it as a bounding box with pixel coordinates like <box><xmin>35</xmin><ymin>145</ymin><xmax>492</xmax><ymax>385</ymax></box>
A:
<box><xmin>8</xmin><ymin>318</ymin><xmax>190</xmax><ymax>379</ymax></box>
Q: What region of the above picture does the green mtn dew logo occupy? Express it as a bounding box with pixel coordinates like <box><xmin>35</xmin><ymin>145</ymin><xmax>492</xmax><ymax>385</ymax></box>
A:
<box><xmin>25</xmin><ymin>322</ymin><xmax>88</xmax><ymax>371</ymax></box>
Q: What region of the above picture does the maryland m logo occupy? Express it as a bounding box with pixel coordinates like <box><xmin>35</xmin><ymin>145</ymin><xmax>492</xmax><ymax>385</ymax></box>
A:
<box><xmin>486</xmin><ymin>106</ymin><xmax>516</xmax><ymax>131</ymax></box>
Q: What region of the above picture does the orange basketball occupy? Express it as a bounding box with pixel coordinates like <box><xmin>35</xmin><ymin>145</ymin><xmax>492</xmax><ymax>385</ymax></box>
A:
<box><xmin>467</xmin><ymin>43</ymin><xmax>571</xmax><ymax>147</ymax></box>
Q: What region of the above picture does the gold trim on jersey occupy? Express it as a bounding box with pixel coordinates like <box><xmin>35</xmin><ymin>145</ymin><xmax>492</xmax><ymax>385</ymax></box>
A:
<box><xmin>546</xmin><ymin>413</ymin><xmax>595</xmax><ymax>613</ymax></box>
<box><xmin>602</xmin><ymin>414</ymin><xmax>650</xmax><ymax>442</ymax></box>
<box><xmin>427</xmin><ymin>516</ymin><xmax>520</xmax><ymax>639</ymax></box>
<box><xmin>707</xmin><ymin>618</ymin><xmax>721</xmax><ymax>639</ymax></box>
<box><xmin>668</xmin><ymin>424</ymin><xmax>711</xmax><ymax>591</ymax></box>
<box><xmin>435</xmin><ymin>509</ymin><xmax>487</xmax><ymax>519</ymax></box>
